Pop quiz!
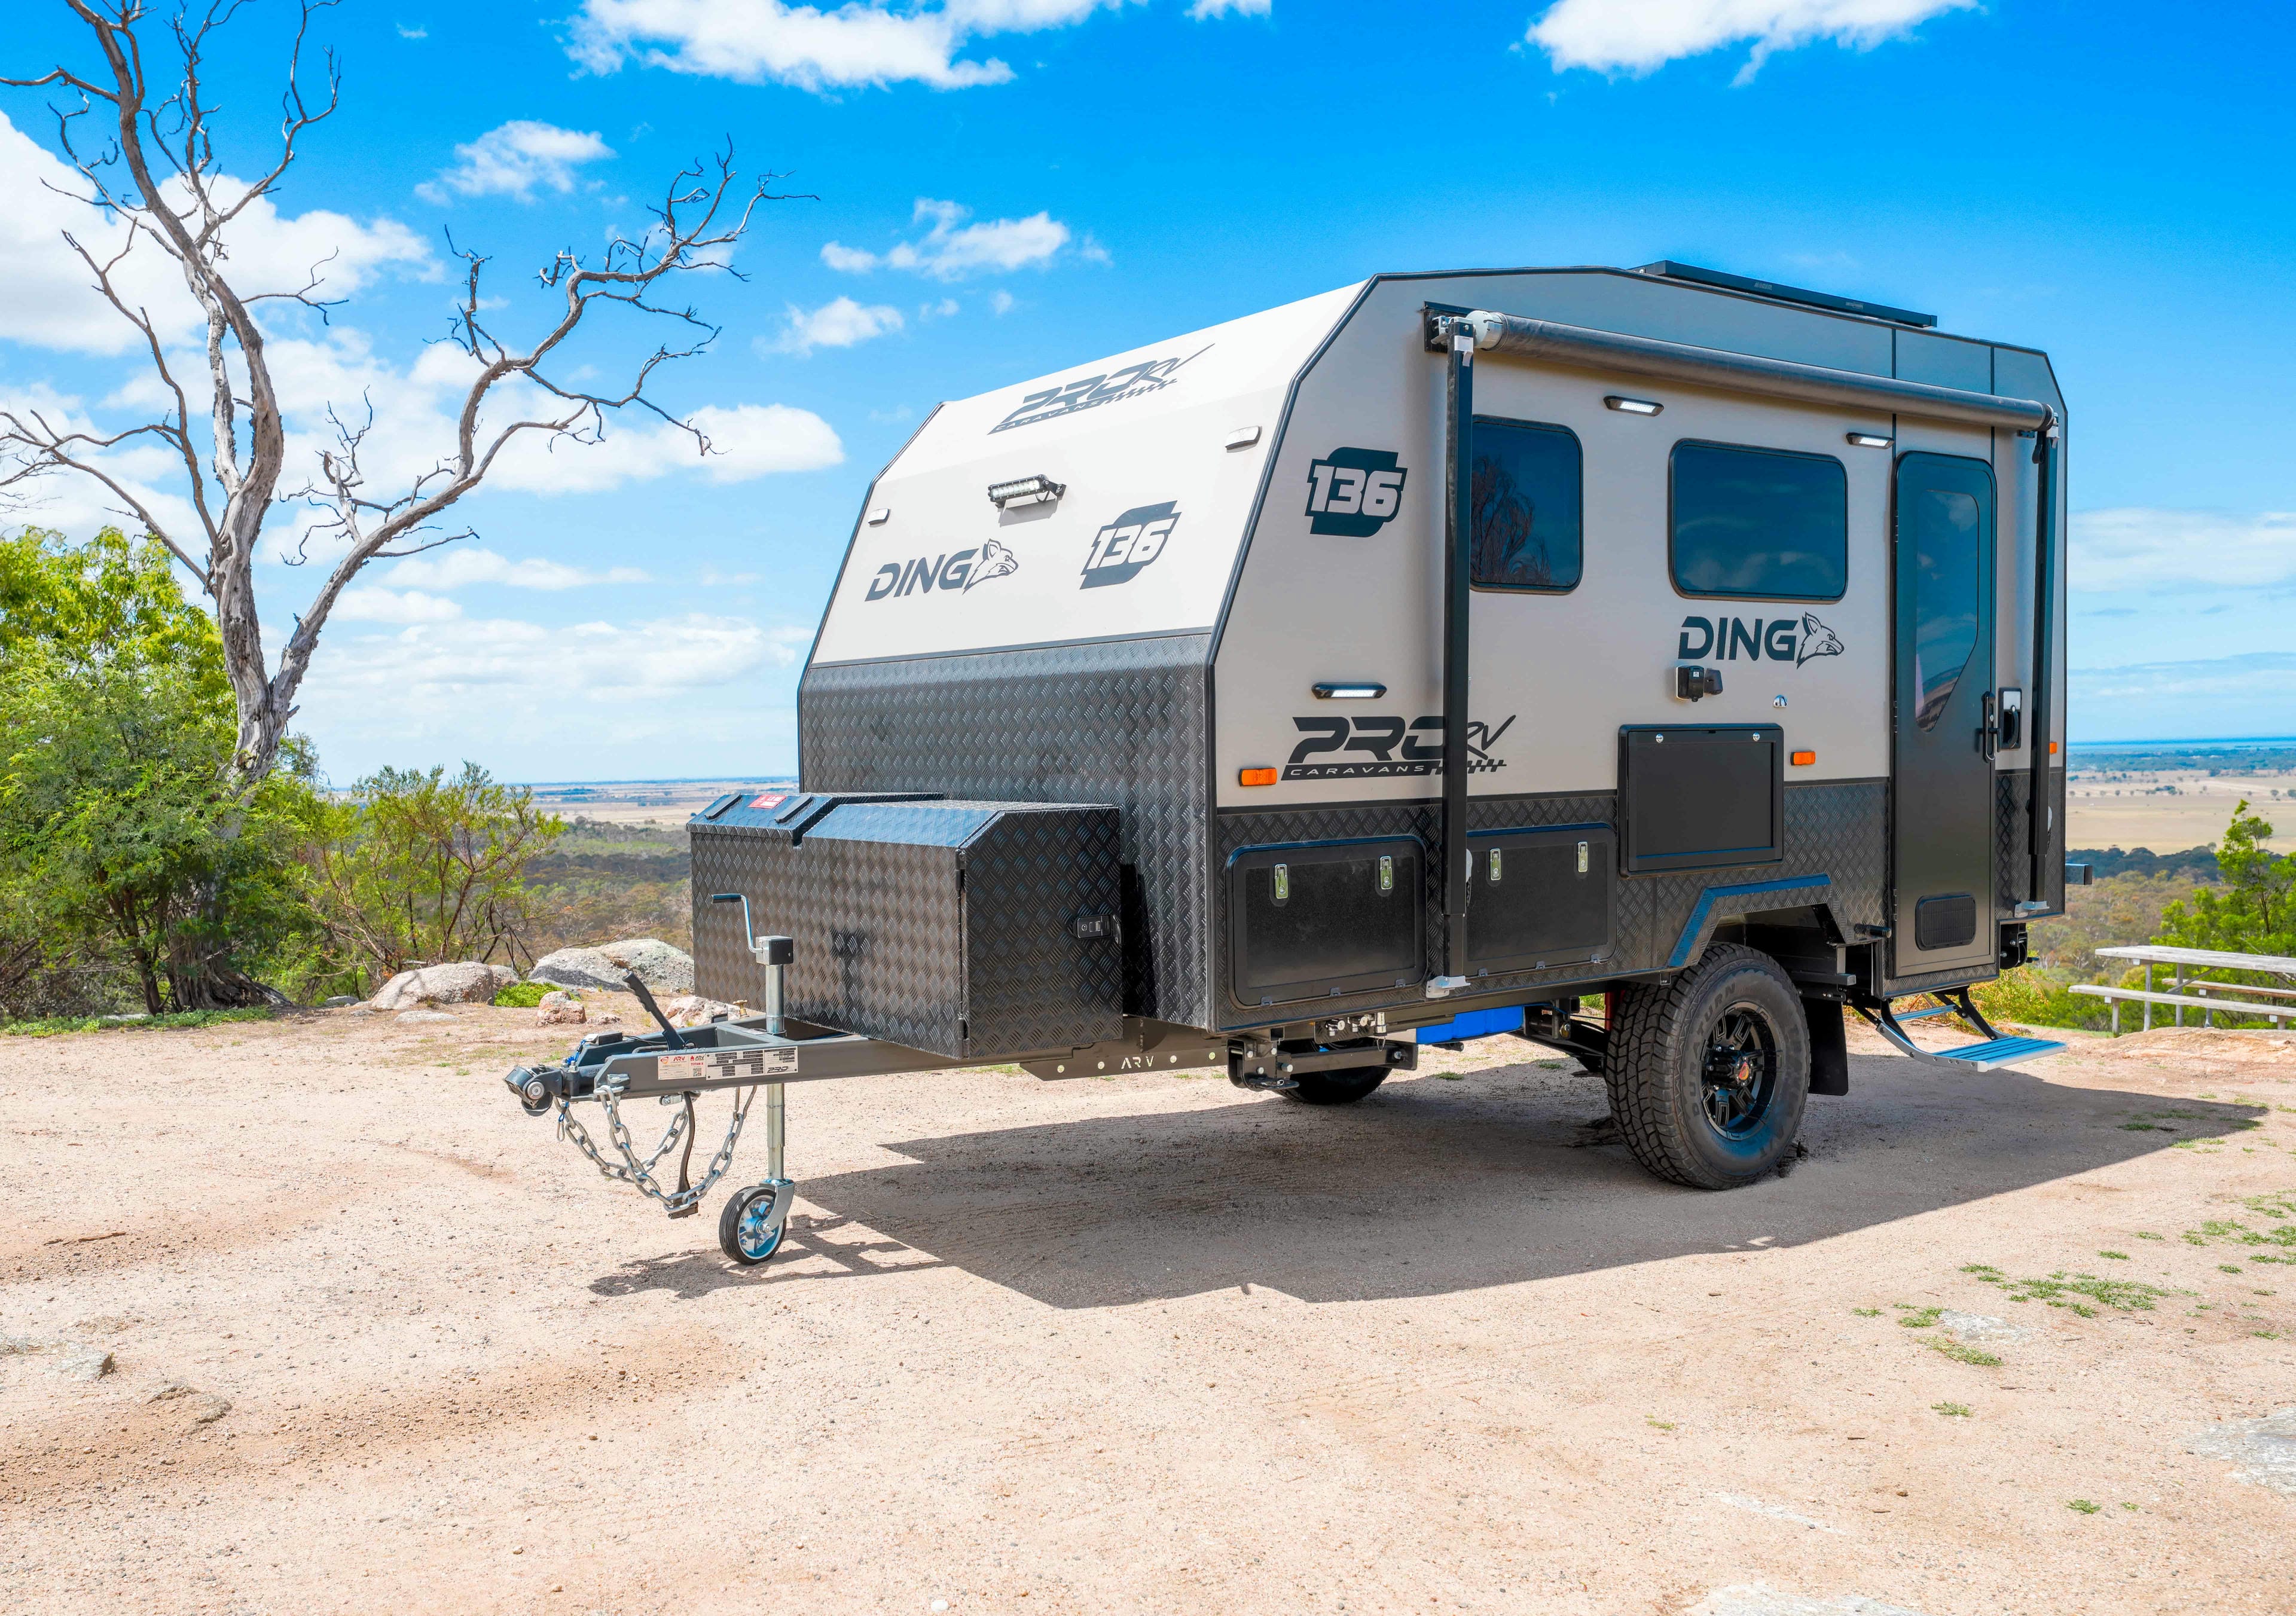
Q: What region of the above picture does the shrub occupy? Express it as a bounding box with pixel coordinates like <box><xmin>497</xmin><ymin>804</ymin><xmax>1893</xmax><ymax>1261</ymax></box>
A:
<box><xmin>492</xmin><ymin>980</ymin><xmax>555</xmax><ymax>1009</ymax></box>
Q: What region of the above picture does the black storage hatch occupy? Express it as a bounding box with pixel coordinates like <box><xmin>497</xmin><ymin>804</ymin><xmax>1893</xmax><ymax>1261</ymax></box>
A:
<box><xmin>1618</xmin><ymin>725</ymin><xmax>1784</xmax><ymax>874</ymax></box>
<box><xmin>1229</xmin><ymin>837</ymin><xmax>1422</xmax><ymax>1006</ymax></box>
<box><xmin>1467</xmin><ymin>823</ymin><xmax>1614</xmax><ymax>972</ymax></box>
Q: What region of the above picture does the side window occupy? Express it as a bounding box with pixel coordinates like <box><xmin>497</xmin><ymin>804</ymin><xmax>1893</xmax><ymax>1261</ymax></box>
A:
<box><xmin>1471</xmin><ymin>417</ymin><xmax>1582</xmax><ymax>592</ymax></box>
<box><xmin>1669</xmin><ymin>441</ymin><xmax>1847</xmax><ymax>601</ymax></box>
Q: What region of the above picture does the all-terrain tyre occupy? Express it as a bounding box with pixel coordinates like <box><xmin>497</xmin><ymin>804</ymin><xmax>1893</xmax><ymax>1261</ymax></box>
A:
<box><xmin>1605</xmin><ymin>943</ymin><xmax>1810</xmax><ymax>1189</ymax></box>
<box><xmin>1278</xmin><ymin>1066</ymin><xmax>1390</xmax><ymax>1106</ymax></box>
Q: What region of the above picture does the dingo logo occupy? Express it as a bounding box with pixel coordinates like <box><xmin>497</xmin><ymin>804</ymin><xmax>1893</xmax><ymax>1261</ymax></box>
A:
<box><xmin>863</xmin><ymin>537</ymin><xmax>1019</xmax><ymax>602</ymax></box>
<box><xmin>1080</xmin><ymin>501</ymin><xmax>1180</xmax><ymax>589</ymax></box>
<box><xmin>1304</xmin><ymin>448</ymin><xmax>1408</xmax><ymax>537</ymax></box>
<box><xmin>1677</xmin><ymin>612</ymin><xmax>1845</xmax><ymax>667</ymax></box>
<box><xmin>1282</xmin><ymin>714</ymin><xmax>1516</xmax><ymax>780</ymax></box>
<box><xmin>991</xmin><ymin>347</ymin><xmax>1213</xmax><ymax>435</ymax></box>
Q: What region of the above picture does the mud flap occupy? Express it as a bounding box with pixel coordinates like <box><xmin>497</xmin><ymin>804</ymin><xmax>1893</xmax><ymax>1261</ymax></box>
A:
<box><xmin>1803</xmin><ymin>997</ymin><xmax>1849</xmax><ymax>1096</ymax></box>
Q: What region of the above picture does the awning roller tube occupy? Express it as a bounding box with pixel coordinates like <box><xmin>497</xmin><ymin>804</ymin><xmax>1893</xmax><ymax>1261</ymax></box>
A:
<box><xmin>1436</xmin><ymin>308</ymin><xmax>2054</xmax><ymax>433</ymax></box>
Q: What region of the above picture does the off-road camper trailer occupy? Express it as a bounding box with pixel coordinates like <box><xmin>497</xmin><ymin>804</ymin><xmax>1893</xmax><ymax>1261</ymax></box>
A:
<box><xmin>506</xmin><ymin>262</ymin><xmax>2073</xmax><ymax>1265</ymax></box>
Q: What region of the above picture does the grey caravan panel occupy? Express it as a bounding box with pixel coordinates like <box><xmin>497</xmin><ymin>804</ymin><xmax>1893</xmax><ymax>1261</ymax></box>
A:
<box><xmin>799</xmin><ymin>633</ymin><xmax>1215</xmax><ymax>1030</ymax></box>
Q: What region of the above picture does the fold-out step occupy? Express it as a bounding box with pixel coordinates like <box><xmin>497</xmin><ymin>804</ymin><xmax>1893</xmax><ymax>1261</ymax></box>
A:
<box><xmin>1922</xmin><ymin>1034</ymin><xmax>2066</xmax><ymax>1070</ymax></box>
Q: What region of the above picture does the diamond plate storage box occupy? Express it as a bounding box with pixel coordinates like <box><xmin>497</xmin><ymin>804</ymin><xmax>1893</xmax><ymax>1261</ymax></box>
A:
<box><xmin>690</xmin><ymin>795</ymin><xmax>1124</xmax><ymax>1061</ymax></box>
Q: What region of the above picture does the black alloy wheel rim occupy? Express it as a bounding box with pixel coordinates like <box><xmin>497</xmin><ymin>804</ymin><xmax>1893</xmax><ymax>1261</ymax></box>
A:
<box><xmin>1700</xmin><ymin>1002</ymin><xmax>1779</xmax><ymax>1139</ymax></box>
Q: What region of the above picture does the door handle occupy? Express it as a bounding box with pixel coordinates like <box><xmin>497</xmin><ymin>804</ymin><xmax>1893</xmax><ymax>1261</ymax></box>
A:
<box><xmin>1979</xmin><ymin>691</ymin><xmax>1999</xmax><ymax>760</ymax></box>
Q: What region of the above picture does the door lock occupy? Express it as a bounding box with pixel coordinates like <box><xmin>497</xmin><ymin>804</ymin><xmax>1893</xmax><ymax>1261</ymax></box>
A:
<box><xmin>1675</xmin><ymin>665</ymin><xmax>1724</xmax><ymax>702</ymax></box>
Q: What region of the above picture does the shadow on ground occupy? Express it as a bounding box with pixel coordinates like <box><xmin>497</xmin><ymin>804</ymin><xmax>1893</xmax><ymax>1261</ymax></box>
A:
<box><xmin>591</xmin><ymin>1052</ymin><xmax>2265</xmax><ymax>1309</ymax></box>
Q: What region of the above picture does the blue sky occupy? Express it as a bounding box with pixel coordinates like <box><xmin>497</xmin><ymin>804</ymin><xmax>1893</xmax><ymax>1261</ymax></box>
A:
<box><xmin>4</xmin><ymin>0</ymin><xmax>2292</xmax><ymax>780</ymax></box>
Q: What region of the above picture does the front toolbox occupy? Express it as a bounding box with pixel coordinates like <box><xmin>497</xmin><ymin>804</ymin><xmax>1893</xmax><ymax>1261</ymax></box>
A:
<box><xmin>691</xmin><ymin>793</ymin><xmax>1125</xmax><ymax>1060</ymax></box>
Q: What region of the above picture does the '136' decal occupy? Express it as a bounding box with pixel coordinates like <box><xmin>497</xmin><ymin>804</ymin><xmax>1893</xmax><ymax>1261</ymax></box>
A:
<box><xmin>1304</xmin><ymin>448</ymin><xmax>1407</xmax><ymax>537</ymax></box>
<box><xmin>1080</xmin><ymin>502</ymin><xmax>1180</xmax><ymax>589</ymax></box>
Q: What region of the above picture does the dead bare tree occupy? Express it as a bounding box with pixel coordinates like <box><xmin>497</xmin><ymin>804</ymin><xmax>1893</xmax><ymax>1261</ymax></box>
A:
<box><xmin>1</xmin><ymin>1</ymin><xmax>775</xmax><ymax>784</ymax></box>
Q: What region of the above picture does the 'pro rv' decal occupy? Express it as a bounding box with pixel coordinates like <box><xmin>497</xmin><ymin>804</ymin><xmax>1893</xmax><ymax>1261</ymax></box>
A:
<box><xmin>1677</xmin><ymin>612</ymin><xmax>1844</xmax><ymax>667</ymax></box>
<box><xmin>1283</xmin><ymin>714</ymin><xmax>1515</xmax><ymax>780</ymax></box>
<box><xmin>1304</xmin><ymin>448</ymin><xmax>1408</xmax><ymax>537</ymax></box>
<box><xmin>1081</xmin><ymin>502</ymin><xmax>1180</xmax><ymax>589</ymax></box>
<box><xmin>863</xmin><ymin>538</ymin><xmax>1019</xmax><ymax>601</ymax></box>
<box><xmin>991</xmin><ymin>347</ymin><xmax>1213</xmax><ymax>435</ymax></box>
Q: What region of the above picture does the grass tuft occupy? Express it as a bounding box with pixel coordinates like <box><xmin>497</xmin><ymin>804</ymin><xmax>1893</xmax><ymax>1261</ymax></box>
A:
<box><xmin>2068</xmin><ymin>1499</ymin><xmax>2101</xmax><ymax>1515</ymax></box>
<box><xmin>1930</xmin><ymin>1339</ymin><xmax>2002</xmax><ymax>1367</ymax></box>
<box><xmin>492</xmin><ymin>981</ymin><xmax>556</xmax><ymax>1009</ymax></box>
<box><xmin>1897</xmin><ymin>1306</ymin><xmax>1944</xmax><ymax>1329</ymax></box>
<box><xmin>1932</xmin><ymin>1401</ymin><xmax>1973</xmax><ymax>1418</ymax></box>
<box><xmin>3</xmin><ymin>1007</ymin><xmax>274</xmax><ymax>1038</ymax></box>
<box><xmin>1852</xmin><ymin>1307</ymin><xmax>1882</xmax><ymax>1318</ymax></box>
<box><xmin>2099</xmin><ymin>1250</ymin><xmax>2130</xmax><ymax>1260</ymax></box>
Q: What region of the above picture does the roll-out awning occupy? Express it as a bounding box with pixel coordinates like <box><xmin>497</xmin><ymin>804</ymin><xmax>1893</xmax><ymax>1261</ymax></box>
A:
<box><xmin>1439</xmin><ymin>308</ymin><xmax>2054</xmax><ymax>432</ymax></box>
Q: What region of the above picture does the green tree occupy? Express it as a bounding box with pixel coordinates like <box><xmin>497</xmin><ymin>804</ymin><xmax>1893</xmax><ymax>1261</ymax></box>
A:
<box><xmin>2158</xmin><ymin>802</ymin><xmax>2295</xmax><ymax>958</ymax></box>
<box><xmin>0</xmin><ymin>529</ymin><xmax>323</xmax><ymax>1014</ymax></box>
<box><xmin>301</xmin><ymin>763</ymin><xmax>564</xmax><ymax>983</ymax></box>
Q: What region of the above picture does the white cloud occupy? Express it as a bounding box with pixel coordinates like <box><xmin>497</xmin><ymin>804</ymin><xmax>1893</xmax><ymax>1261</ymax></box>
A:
<box><xmin>304</xmin><ymin>612</ymin><xmax>811</xmax><ymax>708</ymax></box>
<box><xmin>770</xmin><ymin>295</ymin><xmax>905</xmax><ymax>355</ymax></box>
<box><xmin>989</xmin><ymin>288</ymin><xmax>1015</xmax><ymax>316</ymax></box>
<box><xmin>333</xmin><ymin>586</ymin><xmax>465</xmax><ymax>622</ymax></box>
<box><xmin>2071</xmin><ymin>508</ymin><xmax>2296</xmax><ymax>595</ymax></box>
<box><xmin>2069</xmin><ymin>651</ymin><xmax>2296</xmax><ymax>744</ymax></box>
<box><xmin>380</xmin><ymin>548</ymin><xmax>649</xmax><ymax>592</ymax></box>
<box><xmin>1189</xmin><ymin>0</ymin><xmax>1268</xmax><ymax>16</ymax></box>
<box><xmin>416</xmin><ymin>121</ymin><xmax>616</xmax><ymax>204</ymax></box>
<box><xmin>0</xmin><ymin>112</ymin><xmax>433</xmax><ymax>356</ymax></box>
<box><xmin>398</xmin><ymin>23</ymin><xmax>429</xmax><ymax>39</ymax></box>
<box><xmin>820</xmin><ymin>197</ymin><xmax>1073</xmax><ymax>280</ymax></box>
<box><xmin>1528</xmin><ymin>0</ymin><xmax>1975</xmax><ymax>83</ymax></box>
<box><xmin>567</xmin><ymin>0</ymin><xmax>1139</xmax><ymax>91</ymax></box>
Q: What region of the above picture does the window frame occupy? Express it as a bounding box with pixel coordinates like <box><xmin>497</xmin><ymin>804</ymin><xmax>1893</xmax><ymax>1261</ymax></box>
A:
<box><xmin>1666</xmin><ymin>438</ymin><xmax>1851</xmax><ymax>604</ymax></box>
<box><xmin>1466</xmin><ymin>413</ymin><xmax>1584</xmax><ymax>597</ymax></box>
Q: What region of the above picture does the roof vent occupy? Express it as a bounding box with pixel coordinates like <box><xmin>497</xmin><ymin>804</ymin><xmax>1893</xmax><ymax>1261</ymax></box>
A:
<box><xmin>1636</xmin><ymin>261</ymin><xmax>1936</xmax><ymax>329</ymax></box>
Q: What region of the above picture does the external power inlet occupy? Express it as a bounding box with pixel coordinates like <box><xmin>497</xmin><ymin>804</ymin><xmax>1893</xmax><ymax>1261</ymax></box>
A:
<box><xmin>1675</xmin><ymin>664</ymin><xmax>1724</xmax><ymax>701</ymax></box>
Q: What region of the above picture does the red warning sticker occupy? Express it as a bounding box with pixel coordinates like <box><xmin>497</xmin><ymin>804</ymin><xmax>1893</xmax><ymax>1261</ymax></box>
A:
<box><xmin>750</xmin><ymin>793</ymin><xmax>789</xmax><ymax>810</ymax></box>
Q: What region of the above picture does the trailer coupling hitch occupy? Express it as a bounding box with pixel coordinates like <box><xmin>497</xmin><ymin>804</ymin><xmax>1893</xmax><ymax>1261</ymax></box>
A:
<box><xmin>498</xmin><ymin>927</ymin><xmax>802</xmax><ymax>1267</ymax></box>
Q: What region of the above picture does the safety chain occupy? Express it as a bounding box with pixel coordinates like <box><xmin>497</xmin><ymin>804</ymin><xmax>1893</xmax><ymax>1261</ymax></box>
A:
<box><xmin>555</xmin><ymin>1079</ymin><xmax>757</xmax><ymax>1217</ymax></box>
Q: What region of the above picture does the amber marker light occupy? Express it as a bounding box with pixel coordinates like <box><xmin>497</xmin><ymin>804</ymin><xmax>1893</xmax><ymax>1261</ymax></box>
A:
<box><xmin>1790</xmin><ymin>750</ymin><xmax>1816</xmax><ymax>766</ymax></box>
<box><xmin>1239</xmin><ymin>767</ymin><xmax>1278</xmax><ymax>787</ymax></box>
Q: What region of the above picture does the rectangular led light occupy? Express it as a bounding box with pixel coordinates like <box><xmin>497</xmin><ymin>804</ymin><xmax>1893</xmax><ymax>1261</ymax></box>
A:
<box><xmin>1312</xmin><ymin>682</ymin><xmax>1387</xmax><ymax>699</ymax></box>
<box><xmin>1845</xmin><ymin>432</ymin><xmax>1892</xmax><ymax>449</ymax></box>
<box><xmin>1238</xmin><ymin>767</ymin><xmax>1278</xmax><ymax>787</ymax></box>
<box><xmin>987</xmin><ymin>474</ymin><xmax>1065</xmax><ymax>509</ymax></box>
<box><xmin>1604</xmin><ymin>395</ymin><xmax>1663</xmax><ymax>416</ymax></box>
<box><xmin>1790</xmin><ymin>750</ymin><xmax>1817</xmax><ymax>766</ymax></box>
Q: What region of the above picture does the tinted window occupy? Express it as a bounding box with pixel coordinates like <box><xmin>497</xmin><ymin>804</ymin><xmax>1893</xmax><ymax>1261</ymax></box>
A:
<box><xmin>1909</xmin><ymin>487</ymin><xmax>1982</xmax><ymax>731</ymax></box>
<box><xmin>1670</xmin><ymin>441</ymin><xmax>1847</xmax><ymax>600</ymax></box>
<box><xmin>1471</xmin><ymin>418</ymin><xmax>1581</xmax><ymax>592</ymax></box>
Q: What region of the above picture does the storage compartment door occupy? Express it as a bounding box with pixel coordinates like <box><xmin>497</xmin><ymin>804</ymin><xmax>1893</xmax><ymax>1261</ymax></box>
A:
<box><xmin>1618</xmin><ymin>725</ymin><xmax>1784</xmax><ymax>874</ymax></box>
<box><xmin>1229</xmin><ymin>838</ymin><xmax>1423</xmax><ymax>1006</ymax></box>
<box><xmin>1467</xmin><ymin>824</ymin><xmax>1615</xmax><ymax>972</ymax></box>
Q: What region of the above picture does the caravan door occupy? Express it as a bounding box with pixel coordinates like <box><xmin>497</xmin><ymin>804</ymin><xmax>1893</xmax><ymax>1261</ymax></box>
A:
<box><xmin>1890</xmin><ymin>451</ymin><xmax>1996</xmax><ymax>978</ymax></box>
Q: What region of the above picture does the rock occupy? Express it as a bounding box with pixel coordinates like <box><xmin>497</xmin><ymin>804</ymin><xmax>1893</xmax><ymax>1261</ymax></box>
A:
<box><xmin>598</xmin><ymin>939</ymin><xmax>695</xmax><ymax>995</ymax></box>
<box><xmin>536</xmin><ymin>991</ymin><xmax>586</xmax><ymax>1027</ymax></box>
<box><xmin>322</xmin><ymin>995</ymin><xmax>359</xmax><ymax>1008</ymax></box>
<box><xmin>662</xmin><ymin>993</ymin><xmax>745</xmax><ymax>1027</ymax></box>
<box><xmin>370</xmin><ymin>962</ymin><xmax>517</xmax><ymax>1010</ymax></box>
<box><xmin>526</xmin><ymin>946</ymin><xmax>626</xmax><ymax>992</ymax></box>
<box><xmin>55</xmin><ymin>1346</ymin><xmax>113</xmax><ymax>1380</ymax></box>
<box><xmin>396</xmin><ymin>1009</ymin><xmax>455</xmax><ymax>1025</ymax></box>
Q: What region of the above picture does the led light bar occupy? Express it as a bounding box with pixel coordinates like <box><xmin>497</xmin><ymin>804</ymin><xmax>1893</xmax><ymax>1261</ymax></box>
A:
<box><xmin>1604</xmin><ymin>395</ymin><xmax>1663</xmax><ymax>416</ymax></box>
<box><xmin>987</xmin><ymin>474</ymin><xmax>1065</xmax><ymax>509</ymax></box>
<box><xmin>1312</xmin><ymin>682</ymin><xmax>1387</xmax><ymax>699</ymax></box>
<box><xmin>1845</xmin><ymin>432</ymin><xmax>1893</xmax><ymax>449</ymax></box>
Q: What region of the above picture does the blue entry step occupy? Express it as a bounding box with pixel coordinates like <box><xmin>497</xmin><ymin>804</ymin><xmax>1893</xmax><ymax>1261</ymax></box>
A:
<box><xmin>1894</xmin><ymin>1002</ymin><xmax>1955</xmax><ymax>1022</ymax></box>
<box><xmin>1923</xmin><ymin>1035</ymin><xmax>2067</xmax><ymax>1070</ymax></box>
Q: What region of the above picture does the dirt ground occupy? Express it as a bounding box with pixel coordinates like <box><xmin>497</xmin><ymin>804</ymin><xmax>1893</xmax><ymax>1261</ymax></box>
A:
<box><xmin>4</xmin><ymin>1004</ymin><xmax>2293</xmax><ymax>1616</ymax></box>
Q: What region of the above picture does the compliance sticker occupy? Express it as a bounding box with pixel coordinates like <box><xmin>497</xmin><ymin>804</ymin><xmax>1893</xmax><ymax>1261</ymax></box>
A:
<box><xmin>656</xmin><ymin>1047</ymin><xmax>798</xmax><ymax>1083</ymax></box>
